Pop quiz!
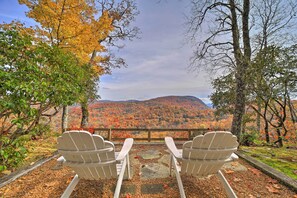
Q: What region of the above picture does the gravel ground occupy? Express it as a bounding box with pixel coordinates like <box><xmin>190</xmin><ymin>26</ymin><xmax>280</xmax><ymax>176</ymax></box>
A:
<box><xmin>0</xmin><ymin>144</ymin><xmax>296</xmax><ymax>198</ymax></box>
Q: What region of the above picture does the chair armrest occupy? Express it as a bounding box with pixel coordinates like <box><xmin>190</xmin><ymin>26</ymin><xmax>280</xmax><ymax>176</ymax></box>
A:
<box><xmin>165</xmin><ymin>137</ymin><xmax>182</xmax><ymax>159</ymax></box>
<box><xmin>225</xmin><ymin>153</ymin><xmax>239</xmax><ymax>162</ymax></box>
<box><xmin>116</xmin><ymin>138</ymin><xmax>134</xmax><ymax>161</ymax></box>
<box><xmin>57</xmin><ymin>156</ymin><xmax>65</xmax><ymax>163</ymax></box>
<box><xmin>231</xmin><ymin>153</ymin><xmax>239</xmax><ymax>160</ymax></box>
<box><xmin>52</xmin><ymin>156</ymin><xmax>65</xmax><ymax>170</ymax></box>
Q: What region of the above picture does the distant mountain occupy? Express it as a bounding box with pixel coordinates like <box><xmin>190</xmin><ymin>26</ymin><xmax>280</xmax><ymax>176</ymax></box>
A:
<box><xmin>144</xmin><ymin>96</ymin><xmax>209</xmax><ymax>110</ymax></box>
<box><xmin>50</xmin><ymin>95</ymin><xmax>232</xmax><ymax>130</ymax></box>
<box><xmin>97</xmin><ymin>96</ymin><xmax>209</xmax><ymax>109</ymax></box>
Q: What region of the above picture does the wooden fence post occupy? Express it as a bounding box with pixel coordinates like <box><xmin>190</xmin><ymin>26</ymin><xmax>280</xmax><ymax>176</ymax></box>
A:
<box><xmin>188</xmin><ymin>130</ymin><xmax>191</xmax><ymax>140</ymax></box>
<box><xmin>108</xmin><ymin>129</ymin><xmax>112</xmax><ymax>141</ymax></box>
<box><xmin>148</xmin><ymin>130</ymin><xmax>151</xmax><ymax>142</ymax></box>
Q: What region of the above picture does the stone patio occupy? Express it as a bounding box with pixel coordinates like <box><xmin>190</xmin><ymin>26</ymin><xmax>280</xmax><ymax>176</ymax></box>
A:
<box><xmin>118</xmin><ymin>147</ymin><xmax>249</xmax><ymax>195</ymax></box>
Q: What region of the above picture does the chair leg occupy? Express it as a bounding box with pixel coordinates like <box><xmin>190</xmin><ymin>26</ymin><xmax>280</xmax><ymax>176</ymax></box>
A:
<box><xmin>172</xmin><ymin>157</ymin><xmax>186</xmax><ymax>198</ymax></box>
<box><xmin>61</xmin><ymin>174</ymin><xmax>80</xmax><ymax>198</ymax></box>
<box><xmin>126</xmin><ymin>154</ymin><xmax>131</xmax><ymax>179</ymax></box>
<box><xmin>114</xmin><ymin>158</ymin><xmax>127</xmax><ymax>198</ymax></box>
<box><xmin>217</xmin><ymin>170</ymin><xmax>237</xmax><ymax>198</ymax></box>
<box><xmin>169</xmin><ymin>155</ymin><xmax>173</xmax><ymax>176</ymax></box>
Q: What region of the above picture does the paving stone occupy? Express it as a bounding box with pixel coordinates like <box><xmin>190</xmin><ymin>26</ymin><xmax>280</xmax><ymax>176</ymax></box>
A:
<box><xmin>124</xmin><ymin>167</ymin><xmax>134</xmax><ymax>179</ymax></box>
<box><xmin>111</xmin><ymin>184</ymin><xmax>136</xmax><ymax>195</ymax></box>
<box><xmin>138</xmin><ymin>150</ymin><xmax>161</xmax><ymax>160</ymax></box>
<box><xmin>130</xmin><ymin>153</ymin><xmax>140</xmax><ymax>165</ymax></box>
<box><xmin>158</xmin><ymin>154</ymin><xmax>170</xmax><ymax>165</ymax></box>
<box><xmin>222</xmin><ymin>161</ymin><xmax>247</xmax><ymax>171</ymax></box>
<box><xmin>141</xmin><ymin>183</ymin><xmax>164</xmax><ymax>194</ymax></box>
<box><xmin>140</xmin><ymin>163</ymin><xmax>170</xmax><ymax>180</ymax></box>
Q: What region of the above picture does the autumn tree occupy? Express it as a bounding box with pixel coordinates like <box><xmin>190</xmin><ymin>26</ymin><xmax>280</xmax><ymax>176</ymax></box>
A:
<box><xmin>19</xmin><ymin>0</ymin><xmax>139</xmax><ymax>130</ymax></box>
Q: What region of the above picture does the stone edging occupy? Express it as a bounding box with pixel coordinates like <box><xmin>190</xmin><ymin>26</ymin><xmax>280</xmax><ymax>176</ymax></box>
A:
<box><xmin>0</xmin><ymin>152</ymin><xmax>58</xmax><ymax>188</ymax></box>
<box><xmin>236</xmin><ymin>151</ymin><xmax>297</xmax><ymax>193</ymax></box>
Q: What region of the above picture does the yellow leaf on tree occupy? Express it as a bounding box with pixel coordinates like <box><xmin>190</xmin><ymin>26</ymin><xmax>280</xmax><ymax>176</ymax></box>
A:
<box><xmin>19</xmin><ymin>0</ymin><xmax>114</xmax><ymax>75</ymax></box>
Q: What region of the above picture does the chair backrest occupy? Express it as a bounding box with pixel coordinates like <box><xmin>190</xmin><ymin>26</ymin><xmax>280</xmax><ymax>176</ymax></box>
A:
<box><xmin>57</xmin><ymin>130</ymin><xmax>117</xmax><ymax>180</ymax></box>
<box><xmin>181</xmin><ymin>131</ymin><xmax>238</xmax><ymax>177</ymax></box>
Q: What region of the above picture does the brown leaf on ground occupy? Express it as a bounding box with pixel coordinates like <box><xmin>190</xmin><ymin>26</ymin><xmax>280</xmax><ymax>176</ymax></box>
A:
<box><xmin>248</xmin><ymin>168</ymin><xmax>261</xmax><ymax>177</ymax></box>
<box><xmin>293</xmin><ymin>195</ymin><xmax>297</xmax><ymax>198</ymax></box>
<box><xmin>267</xmin><ymin>178</ymin><xmax>278</xmax><ymax>184</ymax></box>
<box><xmin>125</xmin><ymin>193</ymin><xmax>132</xmax><ymax>198</ymax></box>
<box><xmin>248</xmin><ymin>194</ymin><xmax>256</xmax><ymax>198</ymax></box>
<box><xmin>66</xmin><ymin>176</ymin><xmax>74</xmax><ymax>184</ymax></box>
<box><xmin>224</xmin><ymin>170</ymin><xmax>234</xmax><ymax>174</ymax></box>
<box><xmin>273</xmin><ymin>184</ymin><xmax>281</xmax><ymax>189</ymax></box>
<box><xmin>266</xmin><ymin>185</ymin><xmax>280</xmax><ymax>194</ymax></box>
<box><xmin>233</xmin><ymin>177</ymin><xmax>242</xmax><ymax>182</ymax></box>
<box><xmin>231</xmin><ymin>162</ymin><xmax>239</xmax><ymax>167</ymax></box>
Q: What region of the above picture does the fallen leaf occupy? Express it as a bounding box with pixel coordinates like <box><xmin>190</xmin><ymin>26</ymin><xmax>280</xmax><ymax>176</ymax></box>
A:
<box><xmin>266</xmin><ymin>185</ymin><xmax>280</xmax><ymax>194</ymax></box>
<box><xmin>273</xmin><ymin>184</ymin><xmax>281</xmax><ymax>189</ymax></box>
<box><xmin>134</xmin><ymin>156</ymin><xmax>139</xmax><ymax>159</ymax></box>
<box><xmin>225</xmin><ymin>170</ymin><xmax>234</xmax><ymax>174</ymax></box>
<box><xmin>267</xmin><ymin>178</ymin><xmax>278</xmax><ymax>184</ymax></box>
<box><xmin>248</xmin><ymin>194</ymin><xmax>256</xmax><ymax>198</ymax></box>
<box><xmin>163</xmin><ymin>184</ymin><xmax>169</xmax><ymax>189</ymax></box>
<box><xmin>231</xmin><ymin>162</ymin><xmax>239</xmax><ymax>167</ymax></box>
<box><xmin>233</xmin><ymin>177</ymin><xmax>242</xmax><ymax>182</ymax></box>
<box><xmin>125</xmin><ymin>193</ymin><xmax>132</xmax><ymax>198</ymax></box>
<box><xmin>248</xmin><ymin>168</ymin><xmax>261</xmax><ymax>177</ymax></box>
<box><xmin>293</xmin><ymin>195</ymin><xmax>297</xmax><ymax>198</ymax></box>
<box><xmin>66</xmin><ymin>176</ymin><xmax>74</xmax><ymax>184</ymax></box>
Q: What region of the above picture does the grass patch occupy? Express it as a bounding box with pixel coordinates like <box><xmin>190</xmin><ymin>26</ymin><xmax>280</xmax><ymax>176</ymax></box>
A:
<box><xmin>240</xmin><ymin>146</ymin><xmax>297</xmax><ymax>180</ymax></box>
<box><xmin>20</xmin><ymin>132</ymin><xmax>60</xmax><ymax>168</ymax></box>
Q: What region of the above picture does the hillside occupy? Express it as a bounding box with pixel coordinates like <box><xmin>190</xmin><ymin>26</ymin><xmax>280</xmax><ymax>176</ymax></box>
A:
<box><xmin>55</xmin><ymin>96</ymin><xmax>232</xmax><ymax>130</ymax></box>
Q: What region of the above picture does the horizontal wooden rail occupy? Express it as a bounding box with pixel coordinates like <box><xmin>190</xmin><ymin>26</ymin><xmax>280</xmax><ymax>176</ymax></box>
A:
<box><xmin>65</xmin><ymin>128</ymin><xmax>229</xmax><ymax>142</ymax></box>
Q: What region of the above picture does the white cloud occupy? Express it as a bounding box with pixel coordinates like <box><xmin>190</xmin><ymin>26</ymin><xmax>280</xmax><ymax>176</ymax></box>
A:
<box><xmin>98</xmin><ymin>0</ymin><xmax>214</xmax><ymax>101</ymax></box>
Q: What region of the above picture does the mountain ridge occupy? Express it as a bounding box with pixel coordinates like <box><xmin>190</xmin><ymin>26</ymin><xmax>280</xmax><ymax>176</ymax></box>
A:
<box><xmin>96</xmin><ymin>95</ymin><xmax>209</xmax><ymax>109</ymax></box>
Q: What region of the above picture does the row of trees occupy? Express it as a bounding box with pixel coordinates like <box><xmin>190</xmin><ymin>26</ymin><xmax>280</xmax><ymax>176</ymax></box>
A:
<box><xmin>187</xmin><ymin>0</ymin><xmax>297</xmax><ymax>146</ymax></box>
<box><xmin>0</xmin><ymin>0</ymin><xmax>139</xmax><ymax>170</ymax></box>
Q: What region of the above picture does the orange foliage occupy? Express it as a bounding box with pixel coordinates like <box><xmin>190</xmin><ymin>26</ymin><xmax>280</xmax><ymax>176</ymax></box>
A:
<box><xmin>51</xmin><ymin>96</ymin><xmax>232</xmax><ymax>132</ymax></box>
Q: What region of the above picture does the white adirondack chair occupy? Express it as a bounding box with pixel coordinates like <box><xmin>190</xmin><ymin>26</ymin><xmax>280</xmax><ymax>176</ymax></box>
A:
<box><xmin>165</xmin><ymin>131</ymin><xmax>239</xmax><ymax>198</ymax></box>
<box><xmin>57</xmin><ymin>130</ymin><xmax>133</xmax><ymax>198</ymax></box>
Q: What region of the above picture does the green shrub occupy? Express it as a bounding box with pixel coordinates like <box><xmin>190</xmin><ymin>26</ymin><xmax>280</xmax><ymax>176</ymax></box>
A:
<box><xmin>240</xmin><ymin>131</ymin><xmax>259</xmax><ymax>146</ymax></box>
<box><xmin>0</xmin><ymin>137</ymin><xmax>27</xmax><ymax>172</ymax></box>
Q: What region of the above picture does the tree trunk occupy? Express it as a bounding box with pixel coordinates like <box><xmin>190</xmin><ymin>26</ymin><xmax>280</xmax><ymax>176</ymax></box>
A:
<box><xmin>275</xmin><ymin>128</ymin><xmax>283</xmax><ymax>147</ymax></box>
<box><xmin>230</xmin><ymin>0</ymin><xmax>251</xmax><ymax>139</ymax></box>
<box><xmin>256</xmin><ymin>99</ymin><xmax>261</xmax><ymax>132</ymax></box>
<box><xmin>61</xmin><ymin>105</ymin><xmax>68</xmax><ymax>133</ymax></box>
<box><xmin>80</xmin><ymin>102</ymin><xmax>89</xmax><ymax>128</ymax></box>
<box><xmin>264</xmin><ymin>120</ymin><xmax>269</xmax><ymax>143</ymax></box>
<box><xmin>231</xmin><ymin>71</ymin><xmax>246</xmax><ymax>138</ymax></box>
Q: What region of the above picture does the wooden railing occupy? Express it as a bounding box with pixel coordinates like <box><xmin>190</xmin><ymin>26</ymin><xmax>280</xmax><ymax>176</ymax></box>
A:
<box><xmin>66</xmin><ymin>128</ymin><xmax>228</xmax><ymax>142</ymax></box>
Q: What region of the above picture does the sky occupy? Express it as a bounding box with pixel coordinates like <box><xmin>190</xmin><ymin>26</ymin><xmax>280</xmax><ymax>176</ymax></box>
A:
<box><xmin>0</xmin><ymin>0</ymin><xmax>213</xmax><ymax>104</ymax></box>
